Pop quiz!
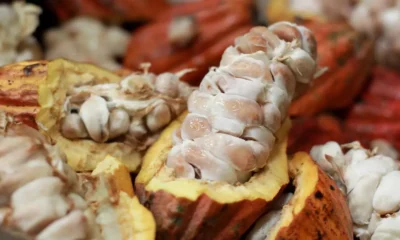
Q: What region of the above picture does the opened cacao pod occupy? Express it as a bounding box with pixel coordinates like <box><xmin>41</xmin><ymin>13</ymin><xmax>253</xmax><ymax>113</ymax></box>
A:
<box><xmin>136</xmin><ymin>112</ymin><xmax>292</xmax><ymax>239</ymax></box>
<box><xmin>123</xmin><ymin>0</ymin><xmax>253</xmax><ymax>85</ymax></box>
<box><xmin>136</xmin><ymin>114</ymin><xmax>353</xmax><ymax>239</ymax></box>
<box><xmin>288</xmin><ymin>20</ymin><xmax>374</xmax><ymax>116</ymax></box>
<box><xmin>0</xmin><ymin>59</ymin><xmax>193</xmax><ymax>171</ymax></box>
<box><xmin>0</xmin><ymin>116</ymin><xmax>155</xmax><ymax>239</ymax></box>
<box><xmin>246</xmin><ymin>152</ymin><xmax>353</xmax><ymax>239</ymax></box>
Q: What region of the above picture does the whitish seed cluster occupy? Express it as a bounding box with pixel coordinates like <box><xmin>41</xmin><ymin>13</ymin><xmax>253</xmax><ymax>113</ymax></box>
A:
<box><xmin>311</xmin><ymin>141</ymin><xmax>400</xmax><ymax>240</ymax></box>
<box><xmin>166</xmin><ymin>22</ymin><xmax>321</xmax><ymax>184</ymax></box>
<box><xmin>350</xmin><ymin>0</ymin><xmax>400</xmax><ymax>69</ymax></box>
<box><xmin>0</xmin><ymin>113</ymin><xmax>123</xmax><ymax>239</ymax></box>
<box><xmin>61</xmin><ymin>67</ymin><xmax>195</xmax><ymax>151</ymax></box>
<box><xmin>44</xmin><ymin>16</ymin><xmax>130</xmax><ymax>70</ymax></box>
<box><xmin>0</xmin><ymin>2</ymin><xmax>42</xmax><ymax>66</ymax></box>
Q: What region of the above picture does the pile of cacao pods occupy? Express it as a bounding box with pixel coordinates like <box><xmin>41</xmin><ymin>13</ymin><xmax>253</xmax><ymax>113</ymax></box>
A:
<box><xmin>1</xmin><ymin>0</ymin><xmax>400</xmax><ymax>239</ymax></box>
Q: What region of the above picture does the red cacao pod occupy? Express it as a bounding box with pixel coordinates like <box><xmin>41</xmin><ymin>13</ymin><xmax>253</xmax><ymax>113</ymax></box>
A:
<box><xmin>123</xmin><ymin>0</ymin><xmax>253</xmax><ymax>85</ymax></box>
<box><xmin>289</xmin><ymin>20</ymin><xmax>374</xmax><ymax>117</ymax></box>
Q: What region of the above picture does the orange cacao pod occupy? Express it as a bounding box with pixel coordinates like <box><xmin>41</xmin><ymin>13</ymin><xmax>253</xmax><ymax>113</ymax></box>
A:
<box><xmin>123</xmin><ymin>1</ymin><xmax>253</xmax><ymax>85</ymax></box>
<box><xmin>289</xmin><ymin>20</ymin><xmax>374</xmax><ymax>117</ymax></box>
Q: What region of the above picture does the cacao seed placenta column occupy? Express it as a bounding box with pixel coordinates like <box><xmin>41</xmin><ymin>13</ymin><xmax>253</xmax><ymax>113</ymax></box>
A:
<box><xmin>167</xmin><ymin>22</ymin><xmax>320</xmax><ymax>184</ymax></box>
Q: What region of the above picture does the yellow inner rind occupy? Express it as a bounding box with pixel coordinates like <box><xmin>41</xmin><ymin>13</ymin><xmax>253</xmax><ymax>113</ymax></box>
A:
<box><xmin>267</xmin><ymin>152</ymin><xmax>318</xmax><ymax>239</ymax></box>
<box><xmin>92</xmin><ymin>155</ymin><xmax>156</xmax><ymax>240</ymax></box>
<box><xmin>266</xmin><ymin>0</ymin><xmax>326</xmax><ymax>23</ymax></box>
<box><xmin>36</xmin><ymin>59</ymin><xmax>142</xmax><ymax>172</ymax></box>
<box><xmin>137</xmin><ymin>112</ymin><xmax>291</xmax><ymax>203</ymax></box>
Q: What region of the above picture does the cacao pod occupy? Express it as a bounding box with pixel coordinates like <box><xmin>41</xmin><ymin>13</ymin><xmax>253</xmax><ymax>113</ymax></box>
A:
<box><xmin>0</xmin><ymin>59</ymin><xmax>192</xmax><ymax>172</ymax></box>
<box><xmin>135</xmin><ymin>112</ymin><xmax>292</xmax><ymax>239</ymax></box>
<box><xmin>47</xmin><ymin>0</ymin><xmax>242</xmax><ymax>23</ymax></box>
<box><xmin>0</xmin><ymin>117</ymin><xmax>155</xmax><ymax>239</ymax></box>
<box><xmin>345</xmin><ymin>66</ymin><xmax>400</xmax><ymax>150</ymax></box>
<box><xmin>246</xmin><ymin>152</ymin><xmax>353</xmax><ymax>240</ymax></box>
<box><xmin>311</xmin><ymin>141</ymin><xmax>400</xmax><ymax>239</ymax></box>
<box><xmin>47</xmin><ymin>0</ymin><xmax>168</xmax><ymax>22</ymax></box>
<box><xmin>289</xmin><ymin>20</ymin><xmax>374</xmax><ymax>116</ymax></box>
<box><xmin>288</xmin><ymin>114</ymin><xmax>352</xmax><ymax>154</ymax></box>
<box><xmin>123</xmin><ymin>0</ymin><xmax>253</xmax><ymax>85</ymax></box>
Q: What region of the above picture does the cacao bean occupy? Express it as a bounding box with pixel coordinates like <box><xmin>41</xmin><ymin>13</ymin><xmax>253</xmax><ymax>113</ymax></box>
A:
<box><xmin>284</xmin><ymin>48</ymin><xmax>316</xmax><ymax>84</ymax></box>
<box><xmin>128</xmin><ymin>119</ymin><xmax>147</xmax><ymax>139</ymax></box>
<box><xmin>11</xmin><ymin>177</ymin><xmax>64</xmax><ymax>209</ymax></box>
<box><xmin>194</xmin><ymin>133</ymin><xmax>256</xmax><ymax>172</ymax></box>
<box><xmin>67</xmin><ymin>193</ymin><xmax>88</xmax><ymax>211</ymax></box>
<box><xmin>180</xmin><ymin>113</ymin><xmax>211</xmax><ymax>140</ymax></box>
<box><xmin>269</xmin><ymin>62</ymin><xmax>296</xmax><ymax>100</ymax></box>
<box><xmin>79</xmin><ymin>95</ymin><xmax>110</xmax><ymax>143</ymax></box>
<box><xmin>36</xmin><ymin>210</ymin><xmax>87</xmax><ymax>240</ymax></box>
<box><xmin>155</xmin><ymin>73</ymin><xmax>179</xmax><ymax>97</ymax></box>
<box><xmin>0</xmin><ymin>136</ymin><xmax>44</xmax><ymax>171</ymax></box>
<box><xmin>209</xmin><ymin>116</ymin><xmax>244</xmax><ymax>137</ymax></box>
<box><xmin>268</xmin><ymin>22</ymin><xmax>303</xmax><ymax>44</ymax></box>
<box><xmin>180</xmin><ymin>142</ymin><xmax>238</xmax><ymax>183</ymax></box>
<box><xmin>262</xmin><ymin>103</ymin><xmax>282</xmax><ymax>133</ymax></box>
<box><xmin>212</xmin><ymin>94</ymin><xmax>263</xmax><ymax>125</ymax></box>
<box><xmin>297</xmin><ymin>26</ymin><xmax>318</xmax><ymax>60</ymax></box>
<box><xmin>0</xmin><ymin>160</ymin><xmax>53</xmax><ymax>204</ymax></box>
<box><xmin>166</xmin><ymin>146</ymin><xmax>195</xmax><ymax>179</ymax></box>
<box><xmin>11</xmin><ymin>195</ymin><xmax>70</xmax><ymax>233</ymax></box>
<box><xmin>108</xmin><ymin>108</ymin><xmax>130</xmax><ymax>140</ymax></box>
<box><xmin>372</xmin><ymin>171</ymin><xmax>400</xmax><ymax>214</ymax></box>
<box><xmin>60</xmin><ymin>114</ymin><xmax>88</xmax><ymax>139</ymax></box>
<box><xmin>145</xmin><ymin>103</ymin><xmax>172</xmax><ymax>132</ymax></box>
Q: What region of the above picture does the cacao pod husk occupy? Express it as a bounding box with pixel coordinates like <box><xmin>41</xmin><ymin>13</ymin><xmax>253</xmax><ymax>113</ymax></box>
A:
<box><xmin>123</xmin><ymin>1</ymin><xmax>253</xmax><ymax>85</ymax></box>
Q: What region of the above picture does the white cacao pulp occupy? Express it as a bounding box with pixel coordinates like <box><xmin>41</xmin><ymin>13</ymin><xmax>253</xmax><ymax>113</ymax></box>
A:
<box><xmin>311</xmin><ymin>141</ymin><xmax>400</xmax><ymax>240</ymax></box>
<box><xmin>44</xmin><ymin>17</ymin><xmax>130</xmax><ymax>70</ymax></box>
<box><xmin>167</xmin><ymin>22</ymin><xmax>320</xmax><ymax>184</ymax></box>
<box><xmin>61</xmin><ymin>68</ymin><xmax>195</xmax><ymax>151</ymax></box>
<box><xmin>0</xmin><ymin>112</ymin><xmax>125</xmax><ymax>240</ymax></box>
<box><xmin>349</xmin><ymin>0</ymin><xmax>400</xmax><ymax>69</ymax></box>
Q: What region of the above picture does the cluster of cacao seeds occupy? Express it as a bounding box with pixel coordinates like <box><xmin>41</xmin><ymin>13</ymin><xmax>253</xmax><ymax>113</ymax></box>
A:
<box><xmin>44</xmin><ymin>17</ymin><xmax>130</xmax><ymax>70</ymax></box>
<box><xmin>61</xmin><ymin>68</ymin><xmax>195</xmax><ymax>151</ymax></box>
<box><xmin>311</xmin><ymin>141</ymin><xmax>400</xmax><ymax>240</ymax></box>
<box><xmin>350</xmin><ymin>0</ymin><xmax>400</xmax><ymax>69</ymax></box>
<box><xmin>0</xmin><ymin>113</ymin><xmax>122</xmax><ymax>239</ymax></box>
<box><xmin>166</xmin><ymin>22</ymin><xmax>320</xmax><ymax>184</ymax></box>
<box><xmin>0</xmin><ymin>1</ymin><xmax>42</xmax><ymax>66</ymax></box>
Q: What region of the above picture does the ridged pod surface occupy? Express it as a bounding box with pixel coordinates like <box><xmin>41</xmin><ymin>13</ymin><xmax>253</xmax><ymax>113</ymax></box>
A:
<box><xmin>136</xmin><ymin>21</ymin><xmax>319</xmax><ymax>239</ymax></box>
<box><xmin>345</xmin><ymin>66</ymin><xmax>400</xmax><ymax>151</ymax></box>
<box><xmin>47</xmin><ymin>0</ymin><xmax>241</xmax><ymax>23</ymax></box>
<box><xmin>123</xmin><ymin>0</ymin><xmax>253</xmax><ymax>85</ymax></box>
<box><xmin>0</xmin><ymin>59</ymin><xmax>192</xmax><ymax>172</ymax></box>
<box><xmin>0</xmin><ymin>113</ymin><xmax>155</xmax><ymax>239</ymax></box>
<box><xmin>311</xmin><ymin>141</ymin><xmax>400</xmax><ymax>239</ymax></box>
<box><xmin>246</xmin><ymin>153</ymin><xmax>353</xmax><ymax>240</ymax></box>
<box><xmin>289</xmin><ymin>20</ymin><xmax>373</xmax><ymax>116</ymax></box>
